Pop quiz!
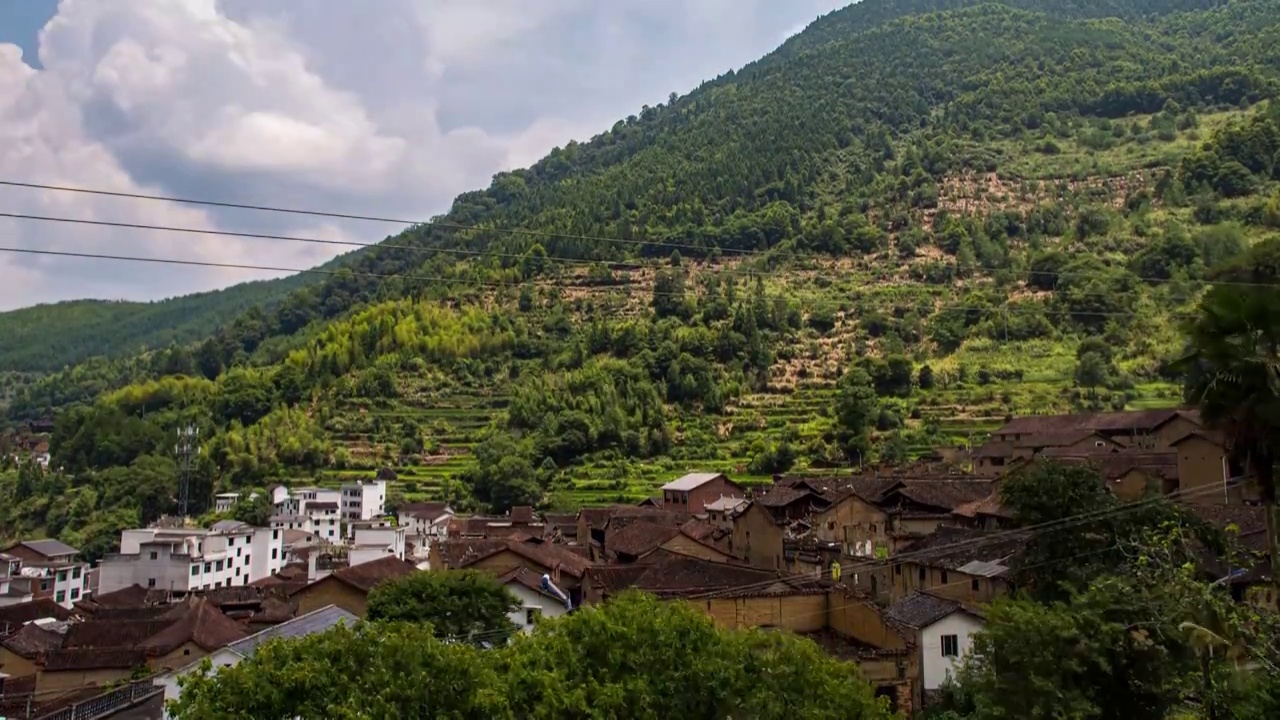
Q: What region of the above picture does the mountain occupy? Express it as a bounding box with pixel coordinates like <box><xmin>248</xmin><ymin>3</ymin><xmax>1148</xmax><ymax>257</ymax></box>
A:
<box><xmin>4</xmin><ymin>0</ymin><xmax>1280</xmax><ymax>551</ymax></box>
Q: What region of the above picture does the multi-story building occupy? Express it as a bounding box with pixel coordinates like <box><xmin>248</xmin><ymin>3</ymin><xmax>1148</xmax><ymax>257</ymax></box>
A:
<box><xmin>349</xmin><ymin>526</ymin><xmax>407</xmax><ymax>567</ymax></box>
<box><xmin>340</xmin><ymin>480</ymin><xmax>387</xmax><ymax>522</ymax></box>
<box><xmin>274</xmin><ymin>487</ymin><xmax>340</xmax><ymax>516</ymax></box>
<box><xmin>96</xmin><ymin>521</ymin><xmax>283</xmax><ymax>596</ymax></box>
<box><xmin>0</xmin><ymin>540</ymin><xmax>91</xmax><ymax>609</ymax></box>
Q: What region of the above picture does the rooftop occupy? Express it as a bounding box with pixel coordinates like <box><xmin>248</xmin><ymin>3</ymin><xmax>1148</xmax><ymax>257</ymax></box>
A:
<box><xmin>0</xmin><ymin>598</ymin><xmax>72</xmax><ymax>635</ymax></box>
<box><xmin>994</xmin><ymin>408</ymin><xmax>1192</xmax><ymax>437</ymax></box>
<box><xmin>585</xmin><ymin>551</ymin><xmax>825</xmax><ymax>599</ymax></box>
<box><xmin>885</xmin><ymin>592</ymin><xmax>970</xmax><ymax>628</ymax></box>
<box><xmin>5</xmin><ymin>538</ymin><xmax>80</xmax><ymax>559</ymax></box>
<box><xmin>1</xmin><ymin>622</ymin><xmax>63</xmax><ymax>659</ymax></box>
<box><xmin>901</xmin><ymin>526</ymin><xmax>1026</xmax><ymax>572</ymax></box>
<box><xmin>398</xmin><ymin>501</ymin><xmax>451</xmax><ymax>519</ymax></box>
<box><xmin>322</xmin><ymin>556</ymin><xmax>417</xmax><ymax>593</ymax></box>
<box><xmin>888</xmin><ymin>480</ymin><xmax>998</xmax><ymax>512</ymax></box>
<box><xmin>661</xmin><ymin>472</ymin><xmax>728</xmax><ymax>492</ymax></box>
<box><xmin>225</xmin><ymin>604</ymin><xmax>357</xmax><ymax>659</ymax></box>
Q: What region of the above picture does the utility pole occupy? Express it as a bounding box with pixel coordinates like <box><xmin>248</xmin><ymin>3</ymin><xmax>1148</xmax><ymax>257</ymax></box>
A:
<box><xmin>175</xmin><ymin>425</ymin><xmax>199</xmax><ymax>519</ymax></box>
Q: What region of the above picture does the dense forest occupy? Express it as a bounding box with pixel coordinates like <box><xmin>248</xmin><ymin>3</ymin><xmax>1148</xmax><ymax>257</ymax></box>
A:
<box><xmin>4</xmin><ymin>0</ymin><xmax>1280</xmax><ymax>553</ymax></box>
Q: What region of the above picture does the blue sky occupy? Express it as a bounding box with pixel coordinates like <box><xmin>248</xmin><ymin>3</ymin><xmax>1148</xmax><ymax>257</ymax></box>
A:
<box><xmin>0</xmin><ymin>0</ymin><xmax>850</xmax><ymax>309</ymax></box>
<box><xmin>0</xmin><ymin>0</ymin><xmax>57</xmax><ymax>67</ymax></box>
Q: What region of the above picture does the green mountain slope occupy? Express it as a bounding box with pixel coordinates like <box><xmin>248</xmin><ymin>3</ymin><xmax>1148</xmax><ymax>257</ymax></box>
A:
<box><xmin>0</xmin><ymin>272</ymin><xmax>317</xmax><ymax>373</ymax></box>
<box><xmin>5</xmin><ymin>0</ymin><xmax>1280</xmax><ymax>550</ymax></box>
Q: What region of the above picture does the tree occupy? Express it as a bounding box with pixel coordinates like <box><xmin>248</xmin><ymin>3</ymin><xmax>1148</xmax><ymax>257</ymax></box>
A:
<box><xmin>232</xmin><ymin>491</ymin><xmax>272</xmax><ymax>527</ymax></box>
<box><xmin>833</xmin><ymin>366</ymin><xmax>877</xmax><ymax>462</ymax></box>
<box><xmin>169</xmin><ymin>621</ymin><xmax>508</xmax><ymax>719</ymax></box>
<box><xmin>498</xmin><ymin>593</ymin><xmax>891</xmax><ymax>720</ymax></box>
<box><xmin>367</xmin><ymin>570</ymin><xmax>520</xmax><ymax>644</ymax></box>
<box><xmin>1179</xmin><ymin>237</ymin><xmax>1280</xmax><ymax>585</ymax></box>
<box><xmin>463</xmin><ymin>431</ymin><xmax>542</xmax><ymax>513</ymax></box>
<box><xmin>1074</xmin><ymin>351</ymin><xmax>1112</xmax><ymax>395</ymax></box>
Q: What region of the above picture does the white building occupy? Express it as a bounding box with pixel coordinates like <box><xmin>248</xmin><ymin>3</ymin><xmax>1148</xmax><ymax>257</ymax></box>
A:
<box><xmin>349</xmin><ymin>526</ymin><xmax>407</xmax><ymax>567</ymax></box>
<box><xmin>268</xmin><ymin>484</ymin><xmax>290</xmax><ymax>506</ymax></box>
<box><xmin>396</xmin><ymin>502</ymin><xmax>454</xmax><ymax>559</ymax></box>
<box><xmin>340</xmin><ymin>480</ymin><xmax>387</xmax><ymax>522</ymax></box>
<box><xmin>214</xmin><ymin>491</ymin><xmax>260</xmax><ymax>514</ymax></box>
<box><xmin>0</xmin><ymin>540</ymin><xmax>91</xmax><ymax>609</ymax></box>
<box><xmin>270</xmin><ymin>514</ymin><xmax>313</xmax><ymax>534</ymax></box>
<box><xmin>499</xmin><ymin>567</ymin><xmax>569</xmax><ymax>633</ymax></box>
<box><xmin>154</xmin><ymin>604</ymin><xmax>358</xmax><ymax>718</ymax></box>
<box><xmin>274</xmin><ymin>487</ymin><xmax>340</xmax><ymax>516</ymax></box>
<box><xmin>97</xmin><ymin>521</ymin><xmax>284</xmax><ymax>596</ymax></box>
<box><xmin>885</xmin><ymin>592</ymin><xmax>985</xmax><ymax>694</ymax></box>
<box><xmin>309</xmin><ymin>502</ymin><xmax>342</xmax><ymax>542</ymax></box>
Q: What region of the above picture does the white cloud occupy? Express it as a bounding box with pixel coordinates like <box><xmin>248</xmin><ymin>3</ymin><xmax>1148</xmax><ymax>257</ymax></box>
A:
<box><xmin>0</xmin><ymin>0</ymin><xmax>847</xmax><ymax>310</ymax></box>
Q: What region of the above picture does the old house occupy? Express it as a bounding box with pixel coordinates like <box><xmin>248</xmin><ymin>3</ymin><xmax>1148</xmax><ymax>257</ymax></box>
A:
<box><xmin>660</xmin><ymin>472</ymin><xmax>744</xmax><ymax>514</ymax></box>
<box><xmin>290</xmin><ymin>556</ymin><xmax>417</xmax><ymax>617</ymax></box>
<box><xmin>542</xmin><ymin>513</ymin><xmax>579</xmax><ymax>544</ymax></box>
<box><xmin>879</xmin><ymin>480</ymin><xmax>997</xmax><ymax>550</ymax></box>
<box><xmin>886</xmin><ymin>592</ymin><xmax>985</xmax><ymax>707</ymax></box>
<box><xmin>0</xmin><ymin>539</ymin><xmax>90</xmax><ymax>608</ymax></box>
<box><xmin>0</xmin><ymin>621</ymin><xmax>63</xmax><ymax>678</ymax></box>
<box><xmin>754</xmin><ymin>485</ymin><xmax>832</xmax><ymax>522</ymax></box>
<box><xmin>951</xmin><ymin>491</ymin><xmax>1012</xmax><ymax>531</ymax></box>
<box><xmin>810</xmin><ymin>481</ymin><xmax>901</xmax><ymax>557</ymax></box>
<box><xmin>497</xmin><ymin>567</ymin><xmax>571</xmax><ymax>633</ymax></box>
<box><xmin>860</xmin><ymin>526</ymin><xmax>1023</xmax><ymax>605</ymax></box>
<box><xmin>455</xmin><ymin>539</ymin><xmax>595</xmax><ymax>607</ymax></box>
<box><xmin>730</xmin><ymin>501</ymin><xmax>786</xmax><ymax>570</ymax></box>
<box><xmin>37</xmin><ymin>596</ymin><xmax>247</xmax><ymax>694</ymax></box>
<box><xmin>0</xmin><ymin>598</ymin><xmax>71</xmax><ymax>637</ymax></box>
<box><xmin>704</xmin><ymin>496</ymin><xmax>749</xmax><ymax>524</ymax></box>
<box><xmin>1042</xmin><ymin>448</ymin><xmax>1181</xmax><ymax>501</ymax></box>
<box><xmin>1170</xmin><ymin>431</ymin><xmax>1254</xmax><ymax>505</ymax></box>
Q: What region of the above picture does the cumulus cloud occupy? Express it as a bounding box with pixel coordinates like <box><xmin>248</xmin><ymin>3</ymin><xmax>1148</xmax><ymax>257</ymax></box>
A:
<box><xmin>0</xmin><ymin>0</ymin><xmax>847</xmax><ymax>310</ymax></box>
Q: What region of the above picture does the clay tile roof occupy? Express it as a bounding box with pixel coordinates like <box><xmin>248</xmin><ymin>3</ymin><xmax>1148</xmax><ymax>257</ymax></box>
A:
<box><xmin>585</xmin><ymin>551</ymin><xmax>816</xmax><ymax>599</ymax></box>
<box><xmin>755</xmin><ymin>486</ymin><xmax>817</xmax><ymax>508</ymax></box>
<box><xmin>679</xmin><ymin>519</ymin><xmax>720</xmax><ymax>542</ymax></box>
<box><xmin>250</xmin><ymin>597</ymin><xmax>297</xmax><ymax>624</ymax></box>
<box><xmin>1</xmin><ymin>623</ymin><xmax>63</xmax><ymax>658</ymax></box>
<box><xmin>1014</xmin><ymin>430</ymin><xmax>1107</xmax><ymax>449</ymax></box>
<box><xmin>43</xmin><ymin>647</ymin><xmax>147</xmax><ymax>671</ymax></box>
<box><xmin>0</xmin><ymin>599</ymin><xmax>71</xmax><ymax>634</ymax></box>
<box><xmin>904</xmin><ymin>527</ymin><xmax>1027</xmax><ymax>570</ymax></box>
<box><xmin>80</xmin><ymin>584</ymin><xmax>150</xmax><ymax>609</ymax></box>
<box><xmin>952</xmin><ymin>491</ymin><xmax>1011</xmax><ymax>520</ymax></box>
<box><xmin>497</xmin><ymin>566</ymin><xmax>563</xmax><ymax>601</ymax></box>
<box><xmin>325</xmin><ymin>556</ymin><xmax>417</xmax><ymax>593</ymax></box>
<box><xmin>1187</xmin><ymin>505</ymin><xmax>1268</xmax><ymax>536</ymax></box>
<box><xmin>607</xmin><ymin>522</ymin><xmax>681</xmax><ymax>558</ymax></box>
<box><xmin>1043</xmin><ymin>449</ymin><xmax>1179</xmax><ymax>480</ymax></box>
<box><xmin>885</xmin><ymin>592</ymin><xmax>964</xmax><ymax>628</ymax></box>
<box><xmin>509</xmin><ymin>506</ymin><xmax>535</xmax><ymax>524</ymax></box>
<box><xmin>435</xmin><ymin>538</ymin><xmax>513</xmax><ymax>569</ymax></box>
<box><xmin>398</xmin><ymin>502</ymin><xmax>449</xmax><ymax>518</ymax></box>
<box><xmin>971</xmin><ymin>440</ymin><xmax>1016</xmax><ymax>459</ymax></box>
<box><xmin>996</xmin><ymin>409</ymin><xmax>1184</xmax><ymax>436</ymax></box>
<box><xmin>890</xmin><ymin>481</ymin><xmax>997</xmax><ymax>512</ymax></box>
<box><xmin>140</xmin><ymin>598</ymin><xmax>249</xmax><ymax>654</ymax></box>
<box><xmin>489</xmin><ymin>540</ymin><xmax>595</xmax><ymax>578</ymax></box>
<box><xmin>62</xmin><ymin>618</ymin><xmax>174</xmax><ymax>649</ymax></box>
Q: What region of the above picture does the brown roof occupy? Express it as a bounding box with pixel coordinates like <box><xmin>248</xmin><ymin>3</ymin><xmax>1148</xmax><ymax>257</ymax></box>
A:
<box><xmin>952</xmin><ymin>491</ymin><xmax>1011</xmax><ymax>520</ymax></box>
<box><xmin>0</xmin><ymin>599</ymin><xmax>71</xmax><ymax>635</ymax></box>
<box><xmin>398</xmin><ymin>502</ymin><xmax>450</xmax><ymax>518</ymax></box>
<box><xmin>1186</xmin><ymin>505</ymin><xmax>1268</xmax><ymax>537</ymax></box>
<box><xmin>140</xmin><ymin>598</ymin><xmax>248</xmax><ymax>654</ymax></box>
<box><xmin>324</xmin><ymin>556</ymin><xmax>418</xmax><ymax>593</ymax></box>
<box><xmin>678</xmin><ymin>519</ymin><xmax>722</xmax><ymax>542</ymax></box>
<box><xmin>756</xmin><ymin>486</ymin><xmax>829</xmax><ymax>510</ymax></box>
<box><xmin>885</xmin><ymin>592</ymin><xmax>966</xmax><ymax>628</ymax></box>
<box><xmin>43</xmin><ymin>647</ymin><xmax>147</xmax><ymax>671</ymax></box>
<box><xmin>902</xmin><ymin>526</ymin><xmax>1027</xmax><ymax>571</ymax></box>
<box><xmin>995</xmin><ymin>409</ymin><xmax>1187</xmax><ymax>437</ymax></box>
<box><xmin>250</xmin><ymin>597</ymin><xmax>296</xmax><ymax>624</ymax></box>
<box><xmin>971</xmin><ymin>440</ymin><xmax>1015</xmax><ymax>459</ymax></box>
<box><xmin>497</xmin><ymin>566</ymin><xmax>562</xmax><ymax>601</ymax></box>
<box><xmin>79</xmin><ymin>584</ymin><xmax>151</xmax><ymax>609</ymax></box>
<box><xmin>889</xmin><ymin>481</ymin><xmax>998</xmax><ymax>512</ymax></box>
<box><xmin>1169</xmin><ymin>430</ymin><xmax>1226</xmax><ymax>448</ymax></box>
<box><xmin>584</xmin><ymin>551</ymin><xmax>823</xmax><ymax>599</ymax></box>
<box><xmin>509</xmin><ymin>506</ymin><xmax>535</xmax><ymax>524</ymax></box>
<box><xmin>578</xmin><ymin>504</ymin><xmax>679</xmax><ymax>529</ymax></box>
<box><xmin>435</xmin><ymin>538</ymin><xmax>514</xmax><ymax>569</ymax></box>
<box><xmin>466</xmin><ymin>540</ymin><xmax>596</xmax><ymax>579</ymax></box>
<box><xmin>607</xmin><ymin>522</ymin><xmax>681</xmax><ymax>559</ymax></box>
<box><xmin>1013</xmin><ymin>430</ymin><xmax>1109</xmax><ymax>449</ymax></box>
<box><xmin>62</xmin><ymin>618</ymin><xmax>174</xmax><ymax>649</ymax></box>
<box><xmin>1</xmin><ymin>622</ymin><xmax>63</xmax><ymax>658</ymax></box>
<box><xmin>1043</xmin><ymin>449</ymin><xmax>1179</xmax><ymax>480</ymax></box>
<box><xmin>308</xmin><ymin>501</ymin><xmax>339</xmax><ymax>511</ymax></box>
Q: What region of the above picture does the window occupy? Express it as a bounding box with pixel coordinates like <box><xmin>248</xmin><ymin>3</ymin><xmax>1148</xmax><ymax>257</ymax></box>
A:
<box><xmin>39</xmin><ymin>579</ymin><xmax>50</xmax><ymax>591</ymax></box>
<box><xmin>971</xmin><ymin>577</ymin><xmax>981</xmax><ymax>592</ymax></box>
<box><xmin>526</xmin><ymin>608</ymin><xmax>541</xmax><ymax>626</ymax></box>
<box><xmin>235</xmin><ymin>568</ymin><xmax>241</xmax><ymax>577</ymax></box>
<box><xmin>940</xmin><ymin>570</ymin><xmax>948</xmax><ymax>585</ymax></box>
<box><xmin>244</xmin><ymin>555</ymin><xmax>250</xmax><ymax>565</ymax></box>
<box><xmin>70</xmin><ymin>588</ymin><xmax>79</xmax><ymax>600</ymax></box>
<box><xmin>271</xmin><ymin>548</ymin><xmax>278</xmax><ymax>560</ymax></box>
<box><xmin>55</xmin><ymin>590</ymin><xmax>66</xmax><ymax>603</ymax></box>
<box><xmin>918</xmin><ymin>567</ymin><xmax>926</xmax><ymax>584</ymax></box>
<box><xmin>149</xmin><ymin>552</ymin><xmax>158</xmax><ymax>560</ymax></box>
<box><xmin>204</xmin><ymin>562</ymin><xmax>212</xmax><ymax>573</ymax></box>
<box><xmin>57</xmin><ymin>570</ymin><xmax>67</xmax><ymax>582</ymax></box>
<box><xmin>894</xmin><ymin>565</ymin><xmax>901</xmax><ymax>576</ymax></box>
<box><xmin>191</xmin><ymin>565</ymin><xmax>200</xmax><ymax>576</ymax></box>
<box><xmin>216</xmin><ymin>560</ymin><xmax>224</xmax><ymax>571</ymax></box>
<box><xmin>147</xmin><ymin>578</ymin><xmax>156</xmax><ymax>588</ymax></box>
<box><xmin>72</xmin><ymin>567</ymin><xmax>81</xmax><ymax>580</ymax></box>
<box><xmin>869</xmin><ymin>523</ymin><xmax>877</xmax><ymax>534</ymax></box>
<box><xmin>236</xmin><ymin>548</ymin><xmax>242</xmax><ymax>558</ymax></box>
<box><xmin>272</xmin><ymin>529</ymin><xmax>279</xmax><ymax>539</ymax></box>
<box><xmin>941</xmin><ymin>634</ymin><xmax>959</xmax><ymax>658</ymax></box>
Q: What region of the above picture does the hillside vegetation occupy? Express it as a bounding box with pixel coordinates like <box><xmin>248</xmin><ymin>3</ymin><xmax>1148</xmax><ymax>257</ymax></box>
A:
<box><xmin>4</xmin><ymin>0</ymin><xmax>1280</xmax><ymax>551</ymax></box>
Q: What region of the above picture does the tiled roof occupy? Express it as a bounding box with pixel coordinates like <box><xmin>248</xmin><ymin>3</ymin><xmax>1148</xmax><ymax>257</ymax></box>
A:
<box><xmin>498</xmin><ymin>566</ymin><xmax>563</xmax><ymax>601</ymax></box>
<box><xmin>325</xmin><ymin>556</ymin><xmax>418</xmax><ymax>593</ymax></box>
<box><xmin>606</xmin><ymin>522</ymin><xmax>681</xmax><ymax>559</ymax></box>
<box><xmin>0</xmin><ymin>598</ymin><xmax>71</xmax><ymax>634</ymax></box>
<box><xmin>137</xmin><ymin>598</ymin><xmax>248</xmax><ymax>654</ymax></box>
<box><xmin>435</xmin><ymin>538</ymin><xmax>514</xmax><ymax>569</ymax></box>
<box><xmin>1012</xmin><ymin>430</ymin><xmax>1108</xmax><ymax>449</ymax></box>
<box><xmin>584</xmin><ymin>551</ymin><xmax>820</xmax><ymax>599</ymax></box>
<box><xmin>971</xmin><ymin>440</ymin><xmax>1015</xmax><ymax>459</ymax></box>
<box><xmin>952</xmin><ymin>491</ymin><xmax>1011</xmax><ymax>520</ymax></box>
<box><xmin>903</xmin><ymin>526</ymin><xmax>1027</xmax><ymax>571</ymax></box>
<box><xmin>210</xmin><ymin>520</ymin><xmax>250</xmax><ymax>533</ymax></box>
<box><xmin>995</xmin><ymin>409</ymin><xmax>1188</xmax><ymax>437</ymax></box>
<box><xmin>890</xmin><ymin>481</ymin><xmax>998</xmax><ymax>512</ymax></box>
<box><xmin>398</xmin><ymin>502</ymin><xmax>450</xmax><ymax>518</ymax></box>
<box><xmin>885</xmin><ymin>592</ymin><xmax>965</xmax><ymax>628</ymax></box>
<box><xmin>1044</xmin><ymin>449</ymin><xmax>1179</xmax><ymax>480</ymax></box>
<box><xmin>662</xmin><ymin>472</ymin><xmax>728</xmax><ymax>492</ymax></box>
<box><xmin>509</xmin><ymin>506</ymin><xmax>535</xmax><ymax>524</ymax></box>
<box><xmin>307</xmin><ymin>501</ymin><xmax>340</xmax><ymax>511</ymax></box>
<box><xmin>9</xmin><ymin>539</ymin><xmax>80</xmax><ymax>559</ymax></box>
<box><xmin>227</xmin><ymin>605</ymin><xmax>357</xmax><ymax>659</ymax></box>
<box><xmin>250</xmin><ymin>597</ymin><xmax>297</xmax><ymax>624</ymax></box>
<box><xmin>800</xmin><ymin>628</ymin><xmax>913</xmax><ymax>661</ymax></box>
<box><xmin>43</xmin><ymin>647</ymin><xmax>147</xmax><ymax>671</ymax></box>
<box><xmin>480</xmin><ymin>539</ymin><xmax>596</xmax><ymax>579</ymax></box>
<box><xmin>756</xmin><ymin>486</ymin><xmax>826</xmax><ymax>509</ymax></box>
<box><xmin>1</xmin><ymin>622</ymin><xmax>63</xmax><ymax>658</ymax></box>
<box><xmin>1187</xmin><ymin>505</ymin><xmax>1268</xmax><ymax>536</ymax></box>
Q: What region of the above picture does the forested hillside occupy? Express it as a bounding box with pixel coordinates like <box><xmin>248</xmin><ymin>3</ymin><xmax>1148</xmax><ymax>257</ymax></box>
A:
<box><xmin>4</xmin><ymin>0</ymin><xmax>1280</xmax><ymax>553</ymax></box>
<box><xmin>0</xmin><ymin>264</ymin><xmax>324</xmax><ymax>373</ymax></box>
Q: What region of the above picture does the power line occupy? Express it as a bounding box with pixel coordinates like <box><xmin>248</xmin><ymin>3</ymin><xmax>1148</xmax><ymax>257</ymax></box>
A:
<box><xmin>0</xmin><ymin>180</ymin><xmax>759</xmax><ymax>256</ymax></box>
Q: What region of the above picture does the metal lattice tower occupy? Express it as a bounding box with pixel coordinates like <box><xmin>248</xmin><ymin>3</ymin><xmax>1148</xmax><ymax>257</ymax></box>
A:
<box><xmin>175</xmin><ymin>425</ymin><xmax>199</xmax><ymax>518</ymax></box>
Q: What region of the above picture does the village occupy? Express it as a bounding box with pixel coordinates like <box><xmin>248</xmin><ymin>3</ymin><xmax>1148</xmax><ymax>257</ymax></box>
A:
<box><xmin>0</xmin><ymin>406</ymin><xmax>1270</xmax><ymax>718</ymax></box>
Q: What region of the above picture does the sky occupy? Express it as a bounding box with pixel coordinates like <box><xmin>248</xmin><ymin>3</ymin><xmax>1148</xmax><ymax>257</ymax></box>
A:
<box><xmin>0</xmin><ymin>0</ymin><xmax>850</xmax><ymax>311</ymax></box>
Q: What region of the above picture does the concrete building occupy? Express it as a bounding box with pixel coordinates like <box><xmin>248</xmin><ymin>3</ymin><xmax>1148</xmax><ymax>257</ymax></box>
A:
<box><xmin>886</xmin><ymin>592</ymin><xmax>985</xmax><ymax>704</ymax></box>
<box><xmin>499</xmin><ymin>567</ymin><xmax>570</xmax><ymax>633</ymax></box>
<box><xmin>213</xmin><ymin>492</ymin><xmax>240</xmax><ymax>514</ymax></box>
<box><xmin>340</xmin><ymin>480</ymin><xmax>387</xmax><ymax>522</ymax></box>
<box><xmin>0</xmin><ymin>540</ymin><xmax>91</xmax><ymax>609</ymax></box>
<box><xmin>274</xmin><ymin>487</ymin><xmax>340</xmax><ymax>516</ymax></box>
<box><xmin>349</xmin><ymin>526</ymin><xmax>407</xmax><ymax>567</ymax></box>
<box><xmin>154</xmin><ymin>604</ymin><xmax>358</xmax><ymax>717</ymax></box>
<box><xmin>97</xmin><ymin>522</ymin><xmax>283</xmax><ymax>596</ymax></box>
<box><xmin>396</xmin><ymin>502</ymin><xmax>454</xmax><ymax>561</ymax></box>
